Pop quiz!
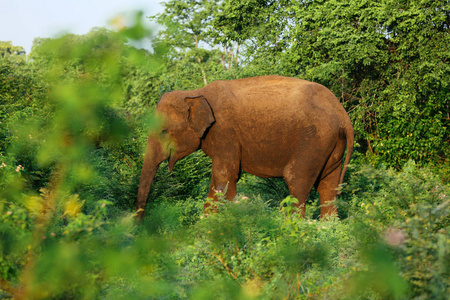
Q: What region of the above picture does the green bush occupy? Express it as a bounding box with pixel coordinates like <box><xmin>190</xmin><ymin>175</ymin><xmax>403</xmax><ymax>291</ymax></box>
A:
<box><xmin>160</xmin><ymin>195</ymin><xmax>357</xmax><ymax>299</ymax></box>
<box><xmin>343</xmin><ymin>161</ymin><xmax>450</xmax><ymax>299</ymax></box>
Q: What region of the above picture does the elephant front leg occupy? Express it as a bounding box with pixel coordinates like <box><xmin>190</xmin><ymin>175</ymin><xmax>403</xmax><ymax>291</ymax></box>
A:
<box><xmin>205</xmin><ymin>159</ymin><xmax>240</xmax><ymax>213</ymax></box>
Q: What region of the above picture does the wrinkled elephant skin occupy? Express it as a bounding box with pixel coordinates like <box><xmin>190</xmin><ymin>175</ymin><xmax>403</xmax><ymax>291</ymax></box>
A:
<box><xmin>136</xmin><ymin>75</ymin><xmax>354</xmax><ymax>220</ymax></box>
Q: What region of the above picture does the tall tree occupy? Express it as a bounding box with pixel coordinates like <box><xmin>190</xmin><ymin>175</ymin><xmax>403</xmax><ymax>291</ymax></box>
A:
<box><xmin>151</xmin><ymin>0</ymin><xmax>223</xmax><ymax>85</ymax></box>
<box><xmin>0</xmin><ymin>41</ymin><xmax>26</xmax><ymax>59</ymax></box>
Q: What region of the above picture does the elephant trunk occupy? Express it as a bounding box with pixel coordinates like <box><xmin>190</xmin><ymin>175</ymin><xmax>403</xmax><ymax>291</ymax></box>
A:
<box><xmin>136</xmin><ymin>137</ymin><xmax>166</xmax><ymax>221</ymax></box>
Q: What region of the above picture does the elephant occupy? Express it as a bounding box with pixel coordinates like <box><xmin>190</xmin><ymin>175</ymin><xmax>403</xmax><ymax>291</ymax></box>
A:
<box><xmin>136</xmin><ymin>75</ymin><xmax>353</xmax><ymax>220</ymax></box>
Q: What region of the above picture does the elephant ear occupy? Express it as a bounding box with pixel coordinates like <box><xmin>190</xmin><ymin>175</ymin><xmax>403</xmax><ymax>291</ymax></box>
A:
<box><xmin>185</xmin><ymin>96</ymin><xmax>215</xmax><ymax>138</ymax></box>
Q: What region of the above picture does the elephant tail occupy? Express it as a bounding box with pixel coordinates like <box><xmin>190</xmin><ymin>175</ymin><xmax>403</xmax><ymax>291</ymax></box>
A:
<box><xmin>338</xmin><ymin>125</ymin><xmax>354</xmax><ymax>195</ymax></box>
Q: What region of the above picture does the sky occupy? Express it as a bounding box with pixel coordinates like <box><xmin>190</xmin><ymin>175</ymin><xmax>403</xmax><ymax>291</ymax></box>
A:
<box><xmin>0</xmin><ymin>0</ymin><xmax>164</xmax><ymax>54</ymax></box>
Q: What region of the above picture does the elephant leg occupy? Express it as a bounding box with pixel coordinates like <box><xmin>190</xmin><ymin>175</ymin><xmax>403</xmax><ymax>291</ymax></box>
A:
<box><xmin>316</xmin><ymin>141</ymin><xmax>346</xmax><ymax>219</ymax></box>
<box><xmin>316</xmin><ymin>167</ymin><xmax>340</xmax><ymax>218</ymax></box>
<box><xmin>284</xmin><ymin>159</ymin><xmax>324</xmax><ymax>218</ymax></box>
<box><xmin>205</xmin><ymin>158</ymin><xmax>239</xmax><ymax>213</ymax></box>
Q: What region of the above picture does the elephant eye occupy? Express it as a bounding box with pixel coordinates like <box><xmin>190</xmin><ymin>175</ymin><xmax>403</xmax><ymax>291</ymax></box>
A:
<box><xmin>160</xmin><ymin>129</ymin><xmax>168</xmax><ymax>136</ymax></box>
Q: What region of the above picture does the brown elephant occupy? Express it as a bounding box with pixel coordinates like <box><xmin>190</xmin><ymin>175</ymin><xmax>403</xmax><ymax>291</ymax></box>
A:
<box><xmin>136</xmin><ymin>75</ymin><xmax>353</xmax><ymax>220</ymax></box>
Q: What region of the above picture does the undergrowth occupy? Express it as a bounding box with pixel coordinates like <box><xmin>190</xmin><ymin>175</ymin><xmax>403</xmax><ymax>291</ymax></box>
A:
<box><xmin>2</xmin><ymin>162</ymin><xmax>448</xmax><ymax>299</ymax></box>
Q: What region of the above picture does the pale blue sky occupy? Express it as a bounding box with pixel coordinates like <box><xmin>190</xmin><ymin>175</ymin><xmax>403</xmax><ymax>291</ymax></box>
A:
<box><xmin>0</xmin><ymin>0</ymin><xmax>164</xmax><ymax>54</ymax></box>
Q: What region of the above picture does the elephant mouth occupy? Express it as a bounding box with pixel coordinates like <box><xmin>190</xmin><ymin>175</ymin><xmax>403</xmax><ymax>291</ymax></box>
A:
<box><xmin>167</xmin><ymin>145</ymin><xmax>191</xmax><ymax>173</ymax></box>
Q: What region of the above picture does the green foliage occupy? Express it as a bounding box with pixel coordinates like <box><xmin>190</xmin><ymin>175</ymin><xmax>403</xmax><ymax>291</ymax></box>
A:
<box><xmin>238</xmin><ymin>174</ymin><xmax>289</xmax><ymax>204</ymax></box>
<box><xmin>0</xmin><ymin>54</ymin><xmax>51</xmax><ymax>193</ymax></box>
<box><xmin>149</xmin><ymin>151</ymin><xmax>211</xmax><ymax>202</ymax></box>
<box><xmin>0</xmin><ymin>12</ymin><xmax>172</xmax><ymax>298</ymax></box>
<box><xmin>0</xmin><ymin>41</ymin><xmax>26</xmax><ymax>59</ymax></box>
<box><xmin>1</xmin><ymin>1</ymin><xmax>450</xmax><ymax>299</ymax></box>
<box><xmin>342</xmin><ymin>161</ymin><xmax>449</xmax><ymax>299</ymax></box>
<box><xmin>155</xmin><ymin>196</ymin><xmax>355</xmax><ymax>299</ymax></box>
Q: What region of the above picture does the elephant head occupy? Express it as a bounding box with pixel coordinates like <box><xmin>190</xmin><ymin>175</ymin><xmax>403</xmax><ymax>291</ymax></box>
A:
<box><xmin>136</xmin><ymin>91</ymin><xmax>215</xmax><ymax>220</ymax></box>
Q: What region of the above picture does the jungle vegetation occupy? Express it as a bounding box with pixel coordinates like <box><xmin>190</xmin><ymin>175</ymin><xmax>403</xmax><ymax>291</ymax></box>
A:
<box><xmin>0</xmin><ymin>1</ymin><xmax>449</xmax><ymax>298</ymax></box>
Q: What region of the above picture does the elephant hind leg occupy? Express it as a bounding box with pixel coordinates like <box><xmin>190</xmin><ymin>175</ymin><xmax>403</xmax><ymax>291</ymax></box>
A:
<box><xmin>283</xmin><ymin>159</ymin><xmax>325</xmax><ymax>218</ymax></box>
<box><xmin>284</xmin><ymin>178</ymin><xmax>316</xmax><ymax>218</ymax></box>
<box><xmin>315</xmin><ymin>167</ymin><xmax>340</xmax><ymax>218</ymax></box>
<box><xmin>315</xmin><ymin>140</ymin><xmax>346</xmax><ymax>219</ymax></box>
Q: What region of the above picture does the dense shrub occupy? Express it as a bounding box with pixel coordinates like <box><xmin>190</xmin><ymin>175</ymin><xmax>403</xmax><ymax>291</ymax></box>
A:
<box><xmin>343</xmin><ymin>162</ymin><xmax>450</xmax><ymax>299</ymax></box>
